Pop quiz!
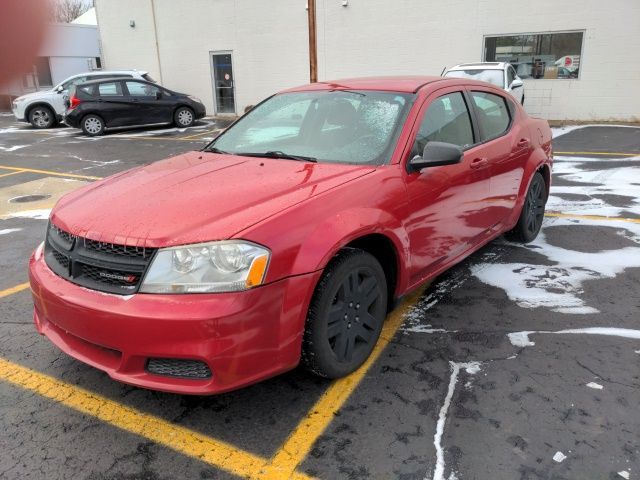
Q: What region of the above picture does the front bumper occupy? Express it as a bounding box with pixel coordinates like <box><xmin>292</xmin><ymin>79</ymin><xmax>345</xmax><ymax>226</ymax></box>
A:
<box><xmin>11</xmin><ymin>103</ymin><xmax>25</xmax><ymax>121</ymax></box>
<box><xmin>29</xmin><ymin>245</ymin><xmax>321</xmax><ymax>394</ymax></box>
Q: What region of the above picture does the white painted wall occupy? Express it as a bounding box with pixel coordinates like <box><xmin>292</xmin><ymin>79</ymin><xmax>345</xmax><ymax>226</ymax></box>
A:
<box><xmin>95</xmin><ymin>0</ymin><xmax>640</xmax><ymax>121</ymax></box>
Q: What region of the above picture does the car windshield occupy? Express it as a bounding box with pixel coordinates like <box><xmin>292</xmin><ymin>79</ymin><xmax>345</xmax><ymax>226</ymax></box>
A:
<box><xmin>208</xmin><ymin>90</ymin><xmax>413</xmax><ymax>165</ymax></box>
<box><xmin>445</xmin><ymin>69</ymin><xmax>504</xmax><ymax>88</ymax></box>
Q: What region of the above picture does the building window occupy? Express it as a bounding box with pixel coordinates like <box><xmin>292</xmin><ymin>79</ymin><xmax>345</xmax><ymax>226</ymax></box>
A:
<box><xmin>484</xmin><ymin>31</ymin><xmax>583</xmax><ymax>79</ymax></box>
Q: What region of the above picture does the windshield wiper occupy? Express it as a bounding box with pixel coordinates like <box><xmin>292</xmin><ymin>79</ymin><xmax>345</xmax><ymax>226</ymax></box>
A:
<box><xmin>207</xmin><ymin>147</ymin><xmax>232</xmax><ymax>154</ymax></box>
<box><xmin>237</xmin><ymin>151</ymin><xmax>317</xmax><ymax>163</ymax></box>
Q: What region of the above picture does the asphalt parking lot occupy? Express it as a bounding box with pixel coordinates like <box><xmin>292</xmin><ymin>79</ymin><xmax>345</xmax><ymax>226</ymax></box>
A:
<box><xmin>0</xmin><ymin>115</ymin><xmax>639</xmax><ymax>480</ymax></box>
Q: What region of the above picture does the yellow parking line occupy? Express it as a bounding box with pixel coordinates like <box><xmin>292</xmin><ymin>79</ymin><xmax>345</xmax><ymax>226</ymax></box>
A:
<box><xmin>0</xmin><ymin>166</ymin><xmax>101</xmax><ymax>181</ymax></box>
<box><xmin>554</xmin><ymin>151</ymin><xmax>638</xmax><ymax>157</ymax></box>
<box><xmin>0</xmin><ymin>282</ymin><xmax>30</xmax><ymax>298</ymax></box>
<box><xmin>546</xmin><ymin>212</ymin><xmax>640</xmax><ymax>224</ymax></box>
<box><xmin>260</xmin><ymin>286</ymin><xmax>427</xmax><ymax>478</ymax></box>
<box><xmin>0</xmin><ymin>171</ymin><xmax>24</xmax><ymax>179</ymax></box>
<box><xmin>0</xmin><ymin>357</ymin><xmax>313</xmax><ymax>480</ymax></box>
<box><xmin>108</xmin><ymin>134</ymin><xmax>203</xmax><ymax>142</ymax></box>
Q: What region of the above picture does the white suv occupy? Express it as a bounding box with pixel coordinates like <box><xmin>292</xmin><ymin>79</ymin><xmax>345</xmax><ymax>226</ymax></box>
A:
<box><xmin>11</xmin><ymin>70</ymin><xmax>154</xmax><ymax>128</ymax></box>
<box><xmin>442</xmin><ymin>62</ymin><xmax>525</xmax><ymax>105</ymax></box>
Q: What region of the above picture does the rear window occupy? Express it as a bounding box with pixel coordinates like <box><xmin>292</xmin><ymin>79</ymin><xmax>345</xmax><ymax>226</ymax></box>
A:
<box><xmin>142</xmin><ymin>73</ymin><xmax>156</xmax><ymax>83</ymax></box>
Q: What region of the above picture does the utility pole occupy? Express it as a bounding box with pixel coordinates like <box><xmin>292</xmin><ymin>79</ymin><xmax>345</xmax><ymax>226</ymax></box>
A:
<box><xmin>307</xmin><ymin>0</ymin><xmax>318</xmax><ymax>83</ymax></box>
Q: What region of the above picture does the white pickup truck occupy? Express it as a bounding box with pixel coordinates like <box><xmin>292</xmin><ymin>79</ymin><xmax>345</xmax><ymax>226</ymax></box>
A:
<box><xmin>11</xmin><ymin>70</ymin><xmax>153</xmax><ymax>128</ymax></box>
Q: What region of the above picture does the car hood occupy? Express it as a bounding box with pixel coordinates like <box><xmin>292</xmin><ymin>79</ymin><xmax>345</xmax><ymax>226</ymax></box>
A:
<box><xmin>51</xmin><ymin>151</ymin><xmax>376</xmax><ymax>247</ymax></box>
<box><xmin>16</xmin><ymin>90</ymin><xmax>56</xmax><ymax>102</ymax></box>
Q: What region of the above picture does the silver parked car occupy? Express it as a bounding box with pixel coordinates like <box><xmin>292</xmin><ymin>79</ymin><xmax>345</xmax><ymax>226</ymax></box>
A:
<box><xmin>11</xmin><ymin>70</ymin><xmax>154</xmax><ymax>129</ymax></box>
<box><xmin>442</xmin><ymin>62</ymin><xmax>525</xmax><ymax>105</ymax></box>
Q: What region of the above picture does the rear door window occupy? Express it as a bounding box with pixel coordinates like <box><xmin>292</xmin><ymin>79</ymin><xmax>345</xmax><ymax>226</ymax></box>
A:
<box><xmin>411</xmin><ymin>92</ymin><xmax>474</xmax><ymax>156</ymax></box>
<box><xmin>97</xmin><ymin>82</ymin><xmax>124</xmax><ymax>96</ymax></box>
<box><xmin>470</xmin><ymin>91</ymin><xmax>511</xmax><ymax>140</ymax></box>
<box><xmin>125</xmin><ymin>81</ymin><xmax>162</xmax><ymax>97</ymax></box>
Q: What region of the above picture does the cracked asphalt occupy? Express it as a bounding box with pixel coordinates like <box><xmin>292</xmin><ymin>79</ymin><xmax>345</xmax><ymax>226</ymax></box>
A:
<box><xmin>0</xmin><ymin>115</ymin><xmax>638</xmax><ymax>480</ymax></box>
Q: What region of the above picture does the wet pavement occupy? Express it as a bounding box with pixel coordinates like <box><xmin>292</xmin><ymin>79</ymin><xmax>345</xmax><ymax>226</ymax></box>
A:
<box><xmin>0</xmin><ymin>116</ymin><xmax>638</xmax><ymax>480</ymax></box>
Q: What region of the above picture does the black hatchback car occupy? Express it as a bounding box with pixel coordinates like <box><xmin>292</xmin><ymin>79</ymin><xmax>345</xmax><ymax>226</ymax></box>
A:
<box><xmin>64</xmin><ymin>78</ymin><xmax>206</xmax><ymax>136</ymax></box>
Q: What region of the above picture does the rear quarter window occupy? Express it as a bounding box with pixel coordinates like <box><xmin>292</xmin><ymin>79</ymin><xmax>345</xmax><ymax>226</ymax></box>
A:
<box><xmin>470</xmin><ymin>91</ymin><xmax>511</xmax><ymax>141</ymax></box>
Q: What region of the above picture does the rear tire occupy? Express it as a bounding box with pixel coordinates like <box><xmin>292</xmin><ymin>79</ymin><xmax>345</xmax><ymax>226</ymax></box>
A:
<box><xmin>81</xmin><ymin>114</ymin><xmax>105</xmax><ymax>136</ymax></box>
<box><xmin>302</xmin><ymin>249</ymin><xmax>388</xmax><ymax>379</ymax></box>
<box><xmin>506</xmin><ymin>171</ymin><xmax>546</xmax><ymax>243</ymax></box>
<box><xmin>28</xmin><ymin>106</ymin><xmax>55</xmax><ymax>129</ymax></box>
<box><xmin>174</xmin><ymin>106</ymin><xmax>195</xmax><ymax>127</ymax></box>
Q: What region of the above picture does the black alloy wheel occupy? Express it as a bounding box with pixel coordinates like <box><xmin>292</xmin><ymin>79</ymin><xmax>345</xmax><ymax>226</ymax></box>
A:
<box><xmin>507</xmin><ymin>171</ymin><xmax>546</xmax><ymax>243</ymax></box>
<box><xmin>302</xmin><ymin>249</ymin><xmax>388</xmax><ymax>378</ymax></box>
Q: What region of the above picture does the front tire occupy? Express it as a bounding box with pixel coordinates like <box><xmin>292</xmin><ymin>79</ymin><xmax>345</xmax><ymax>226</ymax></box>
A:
<box><xmin>506</xmin><ymin>171</ymin><xmax>546</xmax><ymax>243</ymax></box>
<box><xmin>302</xmin><ymin>249</ymin><xmax>388</xmax><ymax>379</ymax></box>
<box><xmin>174</xmin><ymin>106</ymin><xmax>195</xmax><ymax>127</ymax></box>
<box><xmin>28</xmin><ymin>106</ymin><xmax>55</xmax><ymax>129</ymax></box>
<box><xmin>81</xmin><ymin>114</ymin><xmax>105</xmax><ymax>136</ymax></box>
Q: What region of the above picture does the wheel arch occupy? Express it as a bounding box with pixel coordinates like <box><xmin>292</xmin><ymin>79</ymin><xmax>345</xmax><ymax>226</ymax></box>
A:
<box><xmin>25</xmin><ymin>102</ymin><xmax>55</xmax><ymax>119</ymax></box>
<box><xmin>340</xmin><ymin>233</ymin><xmax>400</xmax><ymax>310</ymax></box>
<box><xmin>293</xmin><ymin>208</ymin><xmax>410</xmax><ymax>302</ymax></box>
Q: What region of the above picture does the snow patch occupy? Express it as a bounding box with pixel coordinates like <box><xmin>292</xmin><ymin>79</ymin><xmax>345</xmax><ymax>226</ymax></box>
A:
<box><xmin>472</xmin><ymin>218</ymin><xmax>640</xmax><ymax>314</ymax></box>
<box><xmin>508</xmin><ymin>327</ymin><xmax>640</xmax><ymax>347</ymax></box>
<box><xmin>7</xmin><ymin>209</ymin><xmax>51</xmax><ymax>220</ymax></box>
<box><xmin>430</xmin><ymin>361</ymin><xmax>481</xmax><ymax>480</ymax></box>
<box><xmin>586</xmin><ymin>382</ymin><xmax>603</xmax><ymax>390</ymax></box>
<box><xmin>618</xmin><ymin>471</ymin><xmax>630</xmax><ymax>479</ymax></box>
<box><xmin>0</xmin><ymin>144</ymin><xmax>28</xmax><ymax>152</ymax></box>
<box><xmin>508</xmin><ymin>331</ymin><xmax>537</xmax><ymax>347</ymax></box>
<box><xmin>553</xmin><ymin>451</ymin><xmax>567</xmax><ymax>463</ymax></box>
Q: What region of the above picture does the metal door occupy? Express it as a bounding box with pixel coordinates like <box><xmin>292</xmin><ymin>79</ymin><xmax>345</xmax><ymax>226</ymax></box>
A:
<box><xmin>210</xmin><ymin>52</ymin><xmax>236</xmax><ymax>114</ymax></box>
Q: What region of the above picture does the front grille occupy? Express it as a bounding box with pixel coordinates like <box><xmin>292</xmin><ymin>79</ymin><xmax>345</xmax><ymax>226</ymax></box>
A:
<box><xmin>84</xmin><ymin>238</ymin><xmax>153</xmax><ymax>260</ymax></box>
<box><xmin>147</xmin><ymin>358</ymin><xmax>212</xmax><ymax>379</ymax></box>
<box><xmin>44</xmin><ymin>223</ymin><xmax>157</xmax><ymax>295</ymax></box>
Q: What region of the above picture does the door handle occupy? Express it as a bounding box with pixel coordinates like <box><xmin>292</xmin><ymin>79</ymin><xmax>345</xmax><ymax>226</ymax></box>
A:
<box><xmin>517</xmin><ymin>138</ymin><xmax>530</xmax><ymax>148</ymax></box>
<box><xmin>470</xmin><ymin>157</ymin><xmax>488</xmax><ymax>169</ymax></box>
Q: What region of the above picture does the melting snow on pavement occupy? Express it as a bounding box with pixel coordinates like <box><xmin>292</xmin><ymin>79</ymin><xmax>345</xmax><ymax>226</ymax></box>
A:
<box><xmin>508</xmin><ymin>327</ymin><xmax>640</xmax><ymax>347</ymax></box>
<box><xmin>586</xmin><ymin>382</ymin><xmax>604</xmax><ymax>390</ymax></box>
<box><xmin>429</xmin><ymin>361</ymin><xmax>481</xmax><ymax>480</ymax></box>
<box><xmin>553</xmin><ymin>451</ymin><xmax>567</xmax><ymax>463</ymax></box>
<box><xmin>471</xmin><ymin>219</ymin><xmax>640</xmax><ymax>314</ymax></box>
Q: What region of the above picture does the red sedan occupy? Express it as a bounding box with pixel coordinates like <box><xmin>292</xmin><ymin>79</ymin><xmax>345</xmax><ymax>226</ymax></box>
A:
<box><xmin>29</xmin><ymin>76</ymin><xmax>552</xmax><ymax>394</ymax></box>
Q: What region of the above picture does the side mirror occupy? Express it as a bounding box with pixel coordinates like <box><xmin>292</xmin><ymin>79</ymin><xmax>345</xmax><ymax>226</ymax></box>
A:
<box><xmin>56</xmin><ymin>85</ymin><xmax>64</xmax><ymax>93</ymax></box>
<box><xmin>155</xmin><ymin>90</ymin><xmax>163</xmax><ymax>100</ymax></box>
<box><xmin>510</xmin><ymin>78</ymin><xmax>524</xmax><ymax>89</ymax></box>
<box><xmin>409</xmin><ymin>141</ymin><xmax>463</xmax><ymax>172</ymax></box>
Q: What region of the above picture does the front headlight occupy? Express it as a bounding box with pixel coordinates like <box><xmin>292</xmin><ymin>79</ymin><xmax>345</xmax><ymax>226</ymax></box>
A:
<box><xmin>140</xmin><ymin>240</ymin><xmax>270</xmax><ymax>294</ymax></box>
<box><xmin>187</xmin><ymin>95</ymin><xmax>202</xmax><ymax>103</ymax></box>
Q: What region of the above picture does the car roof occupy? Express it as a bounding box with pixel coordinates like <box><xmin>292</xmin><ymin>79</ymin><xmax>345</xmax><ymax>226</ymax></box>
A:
<box><xmin>84</xmin><ymin>70</ymin><xmax>148</xmax><ymax>76</ymax></box>
<box><xmin>282</xmin><ymin>76</ymin><xmax>510</xmax><ymax>94</ymax></box>
<box><xmin>283</xmin><ymin>76</ymin><xmax>449</xmax><ymax>94</ymax></box>
<box><xmin>447</xmin><ymin>62</ymin><xmax>507</xmax><ymax>71</ymax></box>
<box><xmin>77</xmin><ymin>77</ymin><xmax>153</xmax><ymax>86</ymax></box>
